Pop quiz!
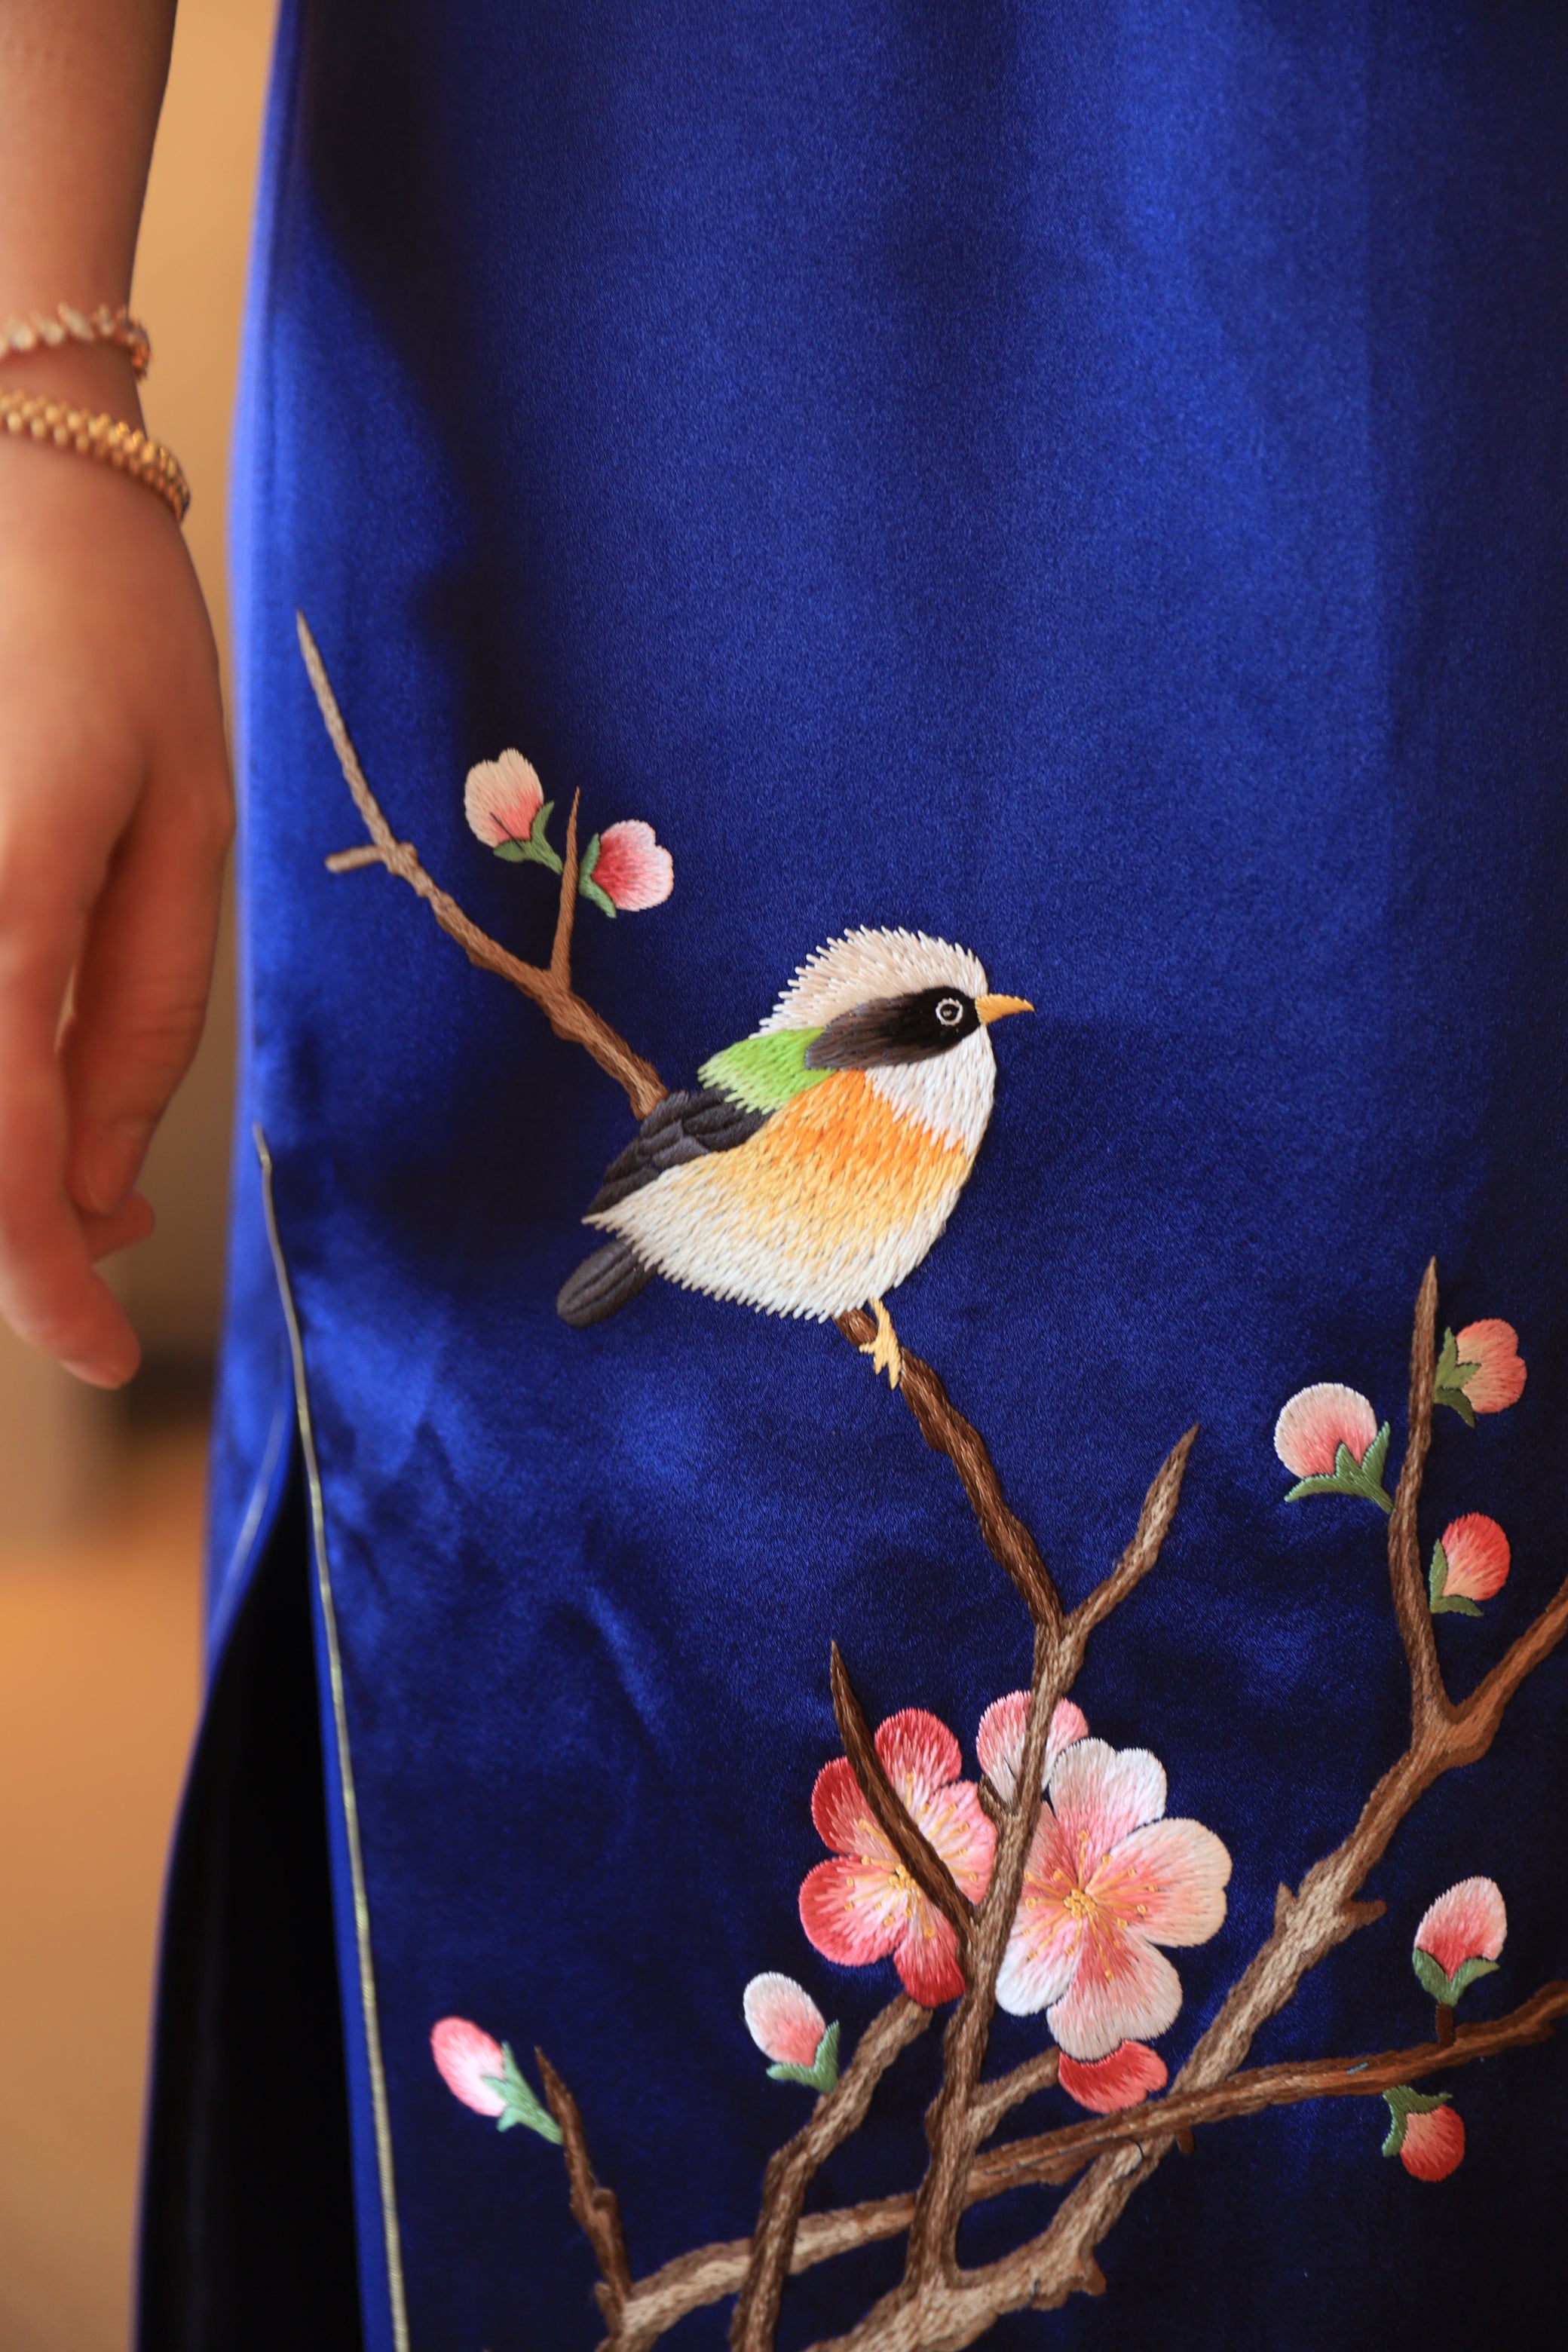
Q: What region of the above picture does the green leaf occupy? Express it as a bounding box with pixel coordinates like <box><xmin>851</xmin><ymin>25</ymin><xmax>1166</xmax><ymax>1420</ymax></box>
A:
<box><xmin>579</xmin><ymin>874</ymin><xmax>617</xmax><ymax>918</ymax></box>
<box><xmin>1432</xmin><ymin>1592</ymin><xmax>1483</xmax><ymax>1617</ymax></box>
<box><xmin>577</xmin><ymin>830</ymin><xmax>602</xmax><ymax>885</ymax></box>
<box><xmin>493</xmin><ymin>838</ymin><xmax>528</xmax><ymax>862</ymax></box>
<box><xmin>1411</xmin><ymin>1948</ymin><xmax>1456</xmax><ymax>2004</ymax></box>
<box><xmin>1447</xmin><ymin>1955</ymin><xmax>1501</xmax><ymax>2002</ymax></box>
<box><xmin>767</xmin><ymin>2060</ymin><xmax>822</xmax><ymax>2087</ymax></box>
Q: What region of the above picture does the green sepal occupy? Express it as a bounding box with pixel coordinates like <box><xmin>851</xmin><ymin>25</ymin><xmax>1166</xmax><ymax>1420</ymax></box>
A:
<box><xmin>1432</xmin><ymin>1330</ymin><xmax>1479</xmax><ymax>1426</ymax></box>
<box><xmin>482</xmin><ymin>2042</ymin><xmax>564</xmax><ymax>2143</ymax></box>
<box><xmin>766</xmin><ymin>2021</ymin><xmax>841</xmax><ymax>2093</ymax></box>
<box><xmin>1427</xmin><ymin>1541</ymin><xmax>1482</xmax><ymax>1615</ymax></box>
<box><xmin>1283</xmin><ymin>1426</ymin><xmax>1394</xmax><ymax>1514</ymax></box>
<box><xmin>576</xmin><ymin>831</ymin><xmax>618</xmax><ymax>913</ymax></box>
<box><xmin>1411</xmin><ymin>1948</ymin><xmax>1455</xmax><ymax>2004</ymax></box>
<box><xmin>1381</xmin><ymin>2083</ymin><xmax>1450</xmax><ymax>2158</ymax></box>
<box><xmin>1449</xmin><ymin>1955</ymin><xmax>1501</xmax><ymax>2001</ymax></box>
<box><xmin>490</xmin><ymin>800</ymin><xmax>562</xmax><ymax>873</ymax></box>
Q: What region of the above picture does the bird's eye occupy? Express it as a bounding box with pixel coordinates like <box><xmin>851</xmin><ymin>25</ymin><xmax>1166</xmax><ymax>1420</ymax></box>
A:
<box><xmin>935</xmin><ymin>997</ymin><xmax>965</xmax><ymax>1028</ymax></box>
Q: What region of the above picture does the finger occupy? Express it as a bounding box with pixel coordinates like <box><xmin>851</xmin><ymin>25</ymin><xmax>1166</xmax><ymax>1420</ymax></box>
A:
<box><xmin>81</xmin><ymin>1188</ymin><xmax>155</xmax><ymax>1262</ymax></box>
<box><xmin>63</xmin><ymin>749</ymin><xmax>231</xmax><ymax>1217</ymax></box>
<box><xmin>0</xmin><ymin>897</ymin><xmax>142</xmax><ymax>1384</ymax></box>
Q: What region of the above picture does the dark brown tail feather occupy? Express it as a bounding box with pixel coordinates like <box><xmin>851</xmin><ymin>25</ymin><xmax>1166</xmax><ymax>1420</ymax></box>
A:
<box><xmin>556</xmin><ymin>1239</ymin><xmax>654</xmax><ymax>1327</ymax></box>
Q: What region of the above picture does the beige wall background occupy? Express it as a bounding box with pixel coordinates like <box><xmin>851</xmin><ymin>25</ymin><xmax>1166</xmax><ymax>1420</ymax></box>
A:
<box><xmin>0</xmin><ymin>0</ymin><xmax>271</xmax><ymax>1538</ymax></box>
<box><xmin>0</xmin><ymin>8</ymin><xmax>276</xmax><ymax>2348</ymax></box>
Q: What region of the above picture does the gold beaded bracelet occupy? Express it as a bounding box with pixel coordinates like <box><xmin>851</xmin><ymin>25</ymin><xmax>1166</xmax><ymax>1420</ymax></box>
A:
<box><xmin>0</xmin><ymin>390</ymin><xmax>190</xmax><ymax>524</ymax></box>
<box><xmin>2</xmin><ymin>302</ymin><xmax>152</xmax><ymax>378</ymax></box>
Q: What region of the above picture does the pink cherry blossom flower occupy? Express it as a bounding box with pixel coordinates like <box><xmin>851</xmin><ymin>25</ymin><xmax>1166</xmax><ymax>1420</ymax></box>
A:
<box><xmin>1411</xmin><ymin>1876</ymin><xmax>1506</xmax><ymax>2008</ymax></box>
<box><xmin>1383</xmin><ymin>2089</ymin><xmax>1465</xmax><ymax>2180</ymax></box>
<box><xmin>800</xmin><ymin>1708</ymin><xmax>995</xmax><ymax>2007</ymax></box>
<box><xmin>1273</xmin><ymin>1383</ymin><xmax>1379</xmax><ymax>1478</ymax></box>
<box><xmin>464</xmin><ymin>749</ymin><xmax>545</xmax><ymax>849</ymax></box>
<box><xmin>1429</xmin><ymin>1514</ymin><xmax>1510</xmax><ymax>1615</ymax></box>
<box><xmin>743</xmin><ymin>1974</ymin><xmax>827</xmax><ymax>2070</ymax></box>
<box><xmin>1057</xmin><ymin>2041</ymin><xmax>1168</xmax><ymax>2113</ymax></box>
<box><xmin>994</xmin><ymin>1737</ymin><xmax>1231</xmax><ymax>2060</ymax></box>
<box><xmin>1451</xmin><ymin>1319</ymin><xmax>1527</xmax><ymax>1413</ymax></box>
<box><xmin>580</xmin><ymin>819</ymin><xmax>673</xmax><ymax>914</ymax></box>
<box><xmin>430</xmin><ymin>2017</ymin><xmax>508</xmax><ymax>2116</ymax></box>
<box><xmin>975</xmin><ymin>1692</ymin><xmax>1089</xmax><ymax>1802</ymax></box>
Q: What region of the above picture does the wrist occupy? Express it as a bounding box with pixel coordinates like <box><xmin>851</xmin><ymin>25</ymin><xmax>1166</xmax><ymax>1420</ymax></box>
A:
<box><xmin>0</xmin><ymin>338</ymin><xmax>142</xmax><ymax>430</ymax></box>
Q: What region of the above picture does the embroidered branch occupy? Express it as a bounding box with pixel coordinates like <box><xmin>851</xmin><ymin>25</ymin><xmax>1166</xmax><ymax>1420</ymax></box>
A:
<box><xmin>301</xmin><ymin>613</ymin><xmax>666</xmax><ymax>1119</ymax></box>
<box><xmin>504</xmin><ymin>1266</ymin><xmax>1568</xmax><ymax>2352</ymax></box>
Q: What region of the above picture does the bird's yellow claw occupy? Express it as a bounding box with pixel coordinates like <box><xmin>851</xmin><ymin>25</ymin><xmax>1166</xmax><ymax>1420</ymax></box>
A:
<box><xmin>861</xmin><ymin>1297</ymin><xmax>903</xmax><ymax>1391</ymax></box>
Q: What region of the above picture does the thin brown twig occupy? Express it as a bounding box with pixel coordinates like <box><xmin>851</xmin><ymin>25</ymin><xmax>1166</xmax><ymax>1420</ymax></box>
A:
<box><xmin>728</xmin><ymin>1999</ymin><xmax>931</xmax><ymax>2352</ymax></box>
<box><xmin>835</xmin><ymin>1312</ymin><xmax>1061</xmax><ymax>1634</ymax></box>
<box><xmin>299</xmin><ymin>612</ymin><xmax>666</xmax><ymax>1119</ymax></box>
<box><xmin>536</xmin><ymin>2049</ymin><xmax>633</xmax><ymax>2329</ymax></box>
<box><xmin>829</xmin><ymin>1643</ymin><xmax>973</xmax><ymax>1954</ymax></box>
<box><xmin>1388</xmin><ymin>1259</ymin><xmax>1449</xmax><ymax>1735</ymax></box>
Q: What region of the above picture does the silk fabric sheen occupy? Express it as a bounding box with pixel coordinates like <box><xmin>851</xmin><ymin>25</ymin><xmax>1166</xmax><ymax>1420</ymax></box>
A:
<box><xmin>186</xmin><ymin>5</ymin><xmax>1567</xmax><ymax>2347</ymax></box>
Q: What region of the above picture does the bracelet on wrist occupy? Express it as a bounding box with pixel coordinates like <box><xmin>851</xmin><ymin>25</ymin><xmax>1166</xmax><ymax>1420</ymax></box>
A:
<box><xmin>0</xmin><ymin>390</ymin><xmax>190</xmax><ymax>524</ymax></box>
<box><xmin>2</xmin><ymin>302</ymin><xmax>152</xmax><ymax>378</ymax></box>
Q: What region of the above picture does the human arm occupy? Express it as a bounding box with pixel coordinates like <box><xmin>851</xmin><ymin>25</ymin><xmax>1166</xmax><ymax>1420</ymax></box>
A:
<box><xmin>0</xmin><ymin>0</ymin><xmax>232</xmax><ymax>1385</ymax></box>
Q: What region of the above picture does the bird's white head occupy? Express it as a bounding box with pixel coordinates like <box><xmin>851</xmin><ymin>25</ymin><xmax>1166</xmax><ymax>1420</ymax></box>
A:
<box><xmin>758</xmin><ymin>927</ymin><xmax>1031</xmax><ymax>1154</ymax></box>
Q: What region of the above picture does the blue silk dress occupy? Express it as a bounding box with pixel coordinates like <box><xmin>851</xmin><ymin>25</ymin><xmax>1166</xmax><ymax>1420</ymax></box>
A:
<box><xmin>139</xmin><ymin>7</ymin><xmax>1568</xmax><ymax>2350</ymax></box>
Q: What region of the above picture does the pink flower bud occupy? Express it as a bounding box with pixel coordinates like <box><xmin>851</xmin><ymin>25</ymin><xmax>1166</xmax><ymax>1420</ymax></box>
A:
<box><xmin>591</xmin><ymin>820</ymin><xmax>673</xmax><ymax>911</ymax></box>
<box><xmin>1435</xmin><ymin>1515</ymin><xmax>1510</xmax><ymax>1605</ymax></box>
<box><xmin>1414</xmin><ymin>1877</ymin><xmax>1507</xmax><ymax>1981</ymax></box>
<box><xmin>1273</xmin><ymin>1383</ymin><xmax>1378</xmax><ymax>1478</ymax></box>
<box><xmin>1451</xmin><ymin>1320</ymin><xmax>1527</xmax><ymax>1413</ymax></box>
<box><xmin>1057</xmin><ymin>2041</ymin><xmax>1168</xmax><ymax>2113</ymax></box>
<box><xmin>1398</xmin><ymin>2102</ymin><xmax>1465</xmax><ymax>2181</ymax></box>
<box><xmin>743</xmin><ymin>1974</ymin><xmax>827</xmax><ymax>2069</ymax></box>
<box><xmin>464</xmin><ymin>750</ymin><xmax>544</xmax><ymax>848</ymax></box>
<box><xmin>430</xmin><ymin>2017</ymin><xmax>508</xmax><ymax>2116</ymax></box>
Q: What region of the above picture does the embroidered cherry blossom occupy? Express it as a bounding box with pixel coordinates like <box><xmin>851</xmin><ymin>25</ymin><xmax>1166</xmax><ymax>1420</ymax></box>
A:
<box><xmin>432</xmin><ymin>2017</ymin><xmax>509</xmax><ymax>2115</ymax></box>
<box><xmin>1382</xmin><ymin>2087</ymin><xmax>1465</xmax><ymax>2179</ymax></box>
<box><xmin>464</xmin><ymin>749</ymin><xmax>553</xmax><ymax>861</ymax></box>
<box><xmin>975</xmin><ymin>1692</ymin><xmax>1089</xmax><ymax>1802</ymax></box>
<box><xmin>743</xmin><ymin>1973</ymin><xmax>840</xmax><ymax>2090</ymax></box>
<box><xmin>1057</xmin><ymin>2041</ymin><xmax>1168</xmax><ymax>2113</ymax></box>
<box><xmin>430</xmin><ymin>2016</ymin><xmax>562</xmax><ymax>2140</ymax></box>
<box><xmin>800</xmin><ymin>1708</ymin><xmax>995</xmax><ymax>2007</ymax></box>
<box><xmin>1429</xmin><ymin>1514</ymin><xmax>1510</xmax><ymax>1616</ymax></box>
<box><xmin>1274</xmin><ymin>1383</ymin><xmax>1392</xmax><ymax>1512</ymax></box>
<box><xmin>994</xmin><ymin>1737</ymin><xmax>1230</xmax><ymax>2057</ymax></box>
<box><xmin>1411</xmin><ymin>1876</ymin><xmax>1507</xmax><ymax>2007</ymax></box>
<box><xmin>1434</xmin><ymin>1318</ymin><xmax>1527</xmax><ymax>1423</ymax></box>
<box><xmin>579</xmin><ymin>819</ymin><xmax>674</xmax><ymax>915</ymax></box>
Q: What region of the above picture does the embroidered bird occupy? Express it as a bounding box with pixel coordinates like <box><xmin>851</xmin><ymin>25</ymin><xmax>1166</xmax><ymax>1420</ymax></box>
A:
<box><xmin>556</xmin><ymin>929</ymin><xmax>1031</xmax><ymax>1385</ymax></box>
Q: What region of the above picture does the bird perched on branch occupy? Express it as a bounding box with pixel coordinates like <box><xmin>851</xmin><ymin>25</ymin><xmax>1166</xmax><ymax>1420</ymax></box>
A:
<box><xmin>556</xmin><ymin>928</ymin><xmax>1031</xmax><ymax>1386</ymax></box>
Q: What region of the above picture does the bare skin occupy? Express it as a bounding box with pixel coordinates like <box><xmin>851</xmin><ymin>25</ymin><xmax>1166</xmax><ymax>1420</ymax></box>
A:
<box><xmin>0</xmin><ymin>1</ymin><xmax>232</xmax><ymax>1384</ymax></box>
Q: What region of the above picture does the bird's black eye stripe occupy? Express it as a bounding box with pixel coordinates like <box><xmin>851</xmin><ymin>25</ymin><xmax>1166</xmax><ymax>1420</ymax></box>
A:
<box><xmin>805</xmin><ymin>985</ymin><xmax>982</xmax><ymax>1070</ymax></box>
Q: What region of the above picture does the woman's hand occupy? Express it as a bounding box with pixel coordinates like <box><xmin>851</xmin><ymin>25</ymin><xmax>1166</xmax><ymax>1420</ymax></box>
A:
<box><xmin>0</xmin><ymin>368</ymin><xmax>231</xmax><ymax>1385</ymax></box>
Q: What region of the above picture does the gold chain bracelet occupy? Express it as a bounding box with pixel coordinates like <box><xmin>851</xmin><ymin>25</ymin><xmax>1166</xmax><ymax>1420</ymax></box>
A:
<box><xmin>0</xmin><ymin>390</ymin><xmax>190</xmax><ymax>523</ymax></box>
<box><xmin>2</xmin><ymin>302</ymin><xmax>151</xmax><ymax>378</ymax></box>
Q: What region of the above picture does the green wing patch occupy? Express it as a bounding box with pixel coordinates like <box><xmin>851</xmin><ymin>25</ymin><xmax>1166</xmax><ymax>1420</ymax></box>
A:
<box><xmin>700</xmin><ymin>1028</ymin><xmax>830</xmax><ymax>1114</ymax></box>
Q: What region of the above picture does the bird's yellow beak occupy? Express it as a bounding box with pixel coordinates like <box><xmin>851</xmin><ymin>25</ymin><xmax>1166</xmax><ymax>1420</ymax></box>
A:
<box><xmin>975</xmin><ymin>993</ymin><xmax>1034</xmax><ymax>1026</ymax></box>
